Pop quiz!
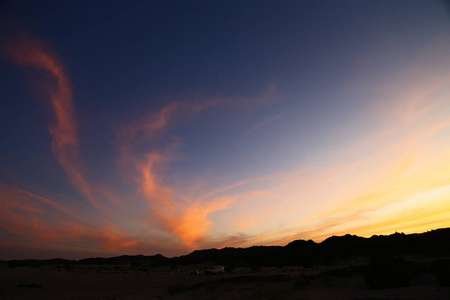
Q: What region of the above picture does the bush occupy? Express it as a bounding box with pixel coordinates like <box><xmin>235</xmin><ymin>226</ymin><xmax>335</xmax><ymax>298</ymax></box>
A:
<box><xmin>251</xmin><ymin>265</ymin><xmax>262</xmax><ymax>272</ymax></box>
<box><xmin>167</xmin><ymin>283</ymin><xmax>187</xmax><ymax>295</ymax></box>
<box><xmin>293</xmin><ymin>275</ymin><xmax>311</xmax><ymax>289</ymax></box>
<box><xmin>364</xmin><ymin>256</ymin><xmax>410</xmax><ymax>289</ymax></box>
<box><xmin>433</xmin><ymin>259</ymin><xmax>450</xmax><ymax>287</ymax></box>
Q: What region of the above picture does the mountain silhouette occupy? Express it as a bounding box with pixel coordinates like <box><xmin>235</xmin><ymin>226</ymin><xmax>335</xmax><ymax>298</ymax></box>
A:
<box><xmin>3</xmin><ymin>228</ymin><xmax>449</xmax><ymax>267</ymax></box>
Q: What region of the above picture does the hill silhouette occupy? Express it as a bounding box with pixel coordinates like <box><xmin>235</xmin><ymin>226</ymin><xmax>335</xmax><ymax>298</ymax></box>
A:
<box><xmin>2</xmin><ymin>228</ymin><xmax>449</xmax><ymax>267</ymax></box>
<box><xmin>169</xmin><ymin>227</ymin><xmax>450</xmax><ymax>267</ymax></box>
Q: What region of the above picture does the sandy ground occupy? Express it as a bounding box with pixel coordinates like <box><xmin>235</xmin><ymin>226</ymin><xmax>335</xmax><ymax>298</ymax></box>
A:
<box><xmin>1</xmin><ymin>265</ymin><xmax>449</xmax><ymax>300</ymax></box>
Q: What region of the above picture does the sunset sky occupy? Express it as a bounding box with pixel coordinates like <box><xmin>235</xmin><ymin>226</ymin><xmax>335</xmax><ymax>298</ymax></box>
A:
<box><xmin>1</xmin><ymin>0</ymin><xmax>450</xmax><ymax>260</ymax></box>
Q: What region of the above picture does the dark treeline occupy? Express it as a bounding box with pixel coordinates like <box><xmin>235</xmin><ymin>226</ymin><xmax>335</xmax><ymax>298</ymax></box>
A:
<box><xmin>3</xmin><ymin>228</ymin><xmax>450</xmax><ymax>268</ymax></box>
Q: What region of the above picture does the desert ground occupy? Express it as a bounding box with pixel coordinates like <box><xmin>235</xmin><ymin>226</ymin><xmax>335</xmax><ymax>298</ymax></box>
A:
<box><xmin>1</xmin><ymin>259</ymin><xmax>449</xmax><ymax>300</ymax></box>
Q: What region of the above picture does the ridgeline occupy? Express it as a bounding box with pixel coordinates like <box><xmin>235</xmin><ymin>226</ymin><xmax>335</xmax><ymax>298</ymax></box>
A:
<box><xmin>3</xmin><ymin>228</ymin><xmax>449</xmax><ymax>268</ymax></box>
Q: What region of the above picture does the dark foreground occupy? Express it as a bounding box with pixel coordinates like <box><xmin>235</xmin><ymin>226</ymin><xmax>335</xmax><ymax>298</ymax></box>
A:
<box><xmin>1</xmin><ymin>258</ymin><xmax>450</xmax><ymax>300</ymax></box>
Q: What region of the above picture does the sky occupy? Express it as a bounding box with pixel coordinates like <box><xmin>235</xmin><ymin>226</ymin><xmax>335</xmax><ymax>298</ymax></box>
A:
<box><xmin>1</xmin><ymin>0</ymin><xmax>450</xmax><ymax>260</ymax></box>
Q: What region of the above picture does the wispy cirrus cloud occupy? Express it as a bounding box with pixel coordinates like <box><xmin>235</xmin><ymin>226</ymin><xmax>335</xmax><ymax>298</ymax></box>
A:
<box><xmin>248</xmin><ymin>113</ymin><xmax>282</xmax><ymax>134</ymax></box>
<box><xmin>131</xmin><ymin>151</ymin><xmax>231</xmax><ymax>250</ymax></box>
<box><xmin>119</xmin><ymin>84</ymin><xmax>279</xmax><ymax>143</ymax></box>
<box><xmin>0</xmin><ymin>183</ymin><xmax>145</xmax><ymax>257</ymax></box>
<box><xmin>3</xmin><ymin>33</ymin><xmax>97</xmax><ymax>208</ymax></box>
<box><xmin>3</xmin><ymin>30</ymin><xmax>276</xmax><ymax>255</ymax></box>
<box><xmin>114</xmin><ymin>85</ymin><xmax>280</xmax><ymax>250</ymax></box>
<box><xmin>3</xmin><ymin>22</ymin><xmax>449</xmax><ymax>261</ymax></box>
<box><xmin>0</xmin><ymin>31</ymin><xmax>152</xmax><ymax>258</ymax></box>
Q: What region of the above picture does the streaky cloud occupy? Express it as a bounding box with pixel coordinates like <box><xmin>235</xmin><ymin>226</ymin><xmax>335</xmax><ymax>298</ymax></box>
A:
<box><xmin>3</xmin><ymin>32</ymin><xmax>97</xmax><ymax>208</ymax></box>
<box><xmin>0</xmin><ymin>183</ymin><xmax>144</xmax><ymax>257</ymax></box>
<box><xmin>113</xmin><ymin>85</ymin><xmax>280</xmax><ymax>250</ymax></box>
<box><xmin>248</xmin><ymin>113</ymin><xmax>283</xmax><ymax>134</ymax></box>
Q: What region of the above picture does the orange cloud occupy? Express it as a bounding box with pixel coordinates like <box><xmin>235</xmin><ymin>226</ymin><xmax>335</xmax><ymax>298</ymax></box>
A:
<box><xmin>137</xmin><ymin>153</ymin><xmax>176</xmax><ymax>209</ymax></box>
<box><xmin>172</xmin><ymin>198</ymin><xmax>230</xmax><ymax>249</ymax></box>
<box><xmin>2</xmin><ymin>31</ymin><xmax>280</xmax><ymax>256</ymax></box>
<box><xmin>133</xmin><ymin>153</ymin><xmax>230</xmax><ymax>250</ymax></box>
<box><xmin>0</xmin><ymin>183</ymin><xmax>71</xmax><ymax>241</ymax></box>
<box><xmin>3</xmin><ymin>33</ymin><xmax>96</xmax><ymax>207</ymax></box>
<box><xmin>114</xmin><ymin>85</ymin><xmax>279</xmax><ymax>251</ymax></box>
<box><xmin>0</xmin><ymin>183</ymin><xmax>145</xmax><ymax>257</ymax></box>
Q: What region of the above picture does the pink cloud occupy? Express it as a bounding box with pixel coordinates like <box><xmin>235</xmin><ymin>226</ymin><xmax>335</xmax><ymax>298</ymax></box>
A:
<box><xmin>3</xmin><ymin>33</ymin><xmax>97</xmax><ymax>208</ymax></box>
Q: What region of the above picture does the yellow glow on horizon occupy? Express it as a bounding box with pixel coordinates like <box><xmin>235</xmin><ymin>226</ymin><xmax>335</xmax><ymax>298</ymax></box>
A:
<box><xmin>203</xmin><ymin>64</ymin><xmax>450</xmax><ymax>248</ymax></box>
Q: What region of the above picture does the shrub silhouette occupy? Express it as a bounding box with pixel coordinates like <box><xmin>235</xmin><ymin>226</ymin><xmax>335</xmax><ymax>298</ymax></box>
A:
<box><xmin>433</xmin><ymin>259</ymin><xmax>450</xmax><ymax>287</ymax></box>
<box><xmin>364</xmin><ymin>256</ymin><xmax>410</xmax><ymax>289</ymax></box>
<box><xmin>167</xmin><ymin>283</ymin><xmax>187</xmax><ymax>295</ymax></box>
<box><xmin>293</xmin><ymin>275</ymin><xmax>311</xmax><ymax>289</ymax></box>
